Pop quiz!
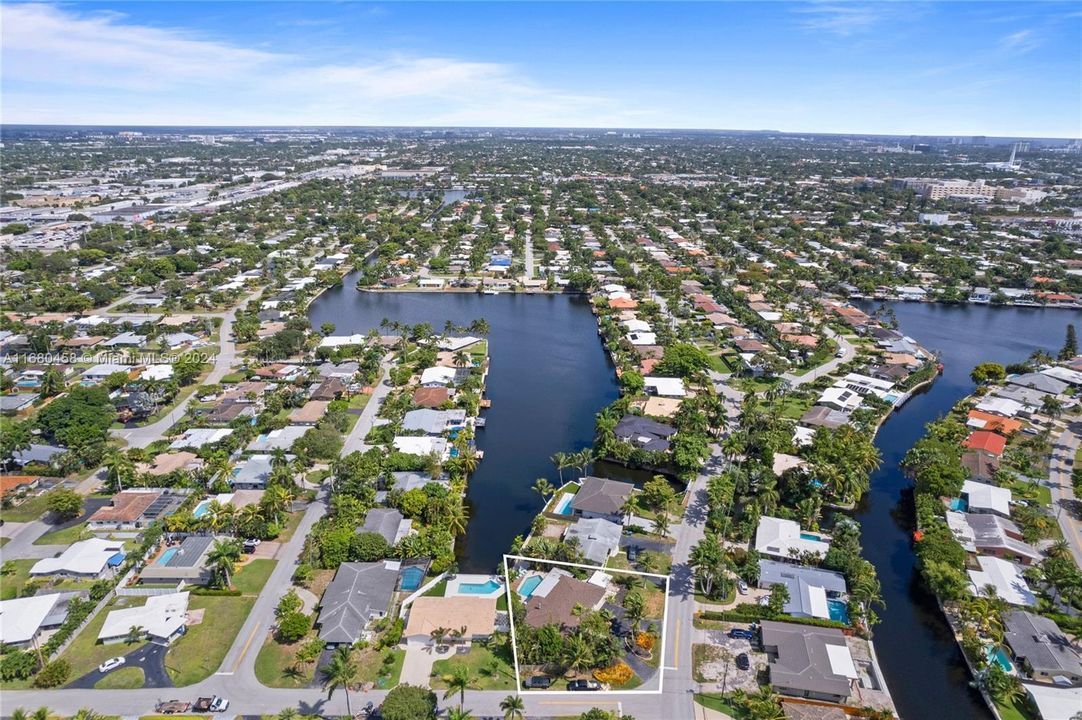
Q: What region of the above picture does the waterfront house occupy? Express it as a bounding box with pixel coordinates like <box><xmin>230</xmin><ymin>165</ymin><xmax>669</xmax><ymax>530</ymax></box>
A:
<box><xmin>961</xmin><ymin>451</ymin><xmax>999</xmax><ymax>484</ymax></box>
<box><xmin>1025</xmin><ymin>684</ymin><xmax>1082</xmax><ymax>720</ymax></box>
<box><xmin>760</xmin><ymin>620</ymin><xmax>856</xmax><ymax>703</ymax></box>
<box><xmin>613</xmin><ymin>414</ymin><xmax>677</xmax><ymax>452</ymax></box>
<box><xmin>960</xmin><ymin>480</ymin><xmax>1012</xmax><ymax>517</ymax></box>
<box><xmin>1004</xmin><ymin>611</ymin><xmax>1082</xmax><ymax>684</ymax></box>
<box><xmin>1007</xmin><ymin>372</ymin><xmax>1069</xmax><ymax>396</ymax></box>
<box><xmin>966</xmin><ymin>410</ymin><xmax>1023</xmax><ymax>436</ymax></box>
<box><xmin>758</xmin><ymin>560</ymin><xmax>848</xmax><ymax>621</ymax></box>
<box><xmin>403</xmin><ymin>596</ymin><xmax>497</xmax><ymax>646</ymax></box>
<box><xmin>402</xmin><ymin>408</ymin><xmax>467</xmax><ymax>435</ymax></box>
<box><xmin>816</xmin><ymin>387</ymin><xmax>862</xmax><ymax>413</ymax></box>
<box><xmin>799</xmin><ymin>406</ymin><xmax>850</xmax><ymax>431</ymax></box>
<box><xmin>964</xmin><ymin>431</ymin><xmax>1007</xmax><ymax>458</ymax></box>
<box><xmin>392</xmin><ymin>436</ymin><xmax>449</xmax><ymax>459</ymax></box>
<box><xmin>316</xmin><ymin>561</ymin><xmax>400</xmax><ymax>646</ymax></box>
<box><xmin>967</xmin><ymin>556</ymin><xmax>1036</xmax><ymax>606</ymax></box>
<box><xmin>755</xmin><ymin>516</ymin><xmax>832</xmax><ymax>561</ymax></box>
<box><xmin>570</xmin><ymin>476</ymin><xmax>634</xmax><ymax>523</ymax></box>
<box><xmin>563</xmin><ymin>517</ymin><xmax>623</xmax><ymax>564</ymax></box>
<box><xmin>412</xmin><ymin>386</ymin><xmax>451</xmax><ymax>408</ymax></box>
<box><xmin>945</xmin><ymin>512</ymin><xmax>1041</xmax><ymax>565</ymax></box>
<box><xmin>644</xmin><ymin>376</ymin><xmax>687</xmax><ymax>398</ymax></box>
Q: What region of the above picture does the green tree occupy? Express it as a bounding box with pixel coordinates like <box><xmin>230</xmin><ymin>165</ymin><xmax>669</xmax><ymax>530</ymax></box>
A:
<box><xmin>45</xmin><ymin>488</ymin><xmax>83</xmax><ymax>520</ymax></box>
<box><xmin>970</xmin><ymin>362</ymin><xmax>1006</xmax><ymax>385</ymax></box>
<box><xmin>320</xmin><ymin>646</ymin><xmax>358</xmax><ymax>718</ymax></box>
<box><xmin>380</xmin><ymin>683</ymin><xmax>438</xmax><ymax>720</ymax></box>
<box><xmin>499</xmin><ymin>694</ymin><xmax>525</xmax><ymax>720</ymax></box>
<box><xmin>1060</xmin><ymin>323</ymin><xmax>1077</xmax><ymax>360</ymax></box>
<box><xmin>442</xmin><ymin>665</ymin><xmax>479</xmax><ymax>710</ymax></box>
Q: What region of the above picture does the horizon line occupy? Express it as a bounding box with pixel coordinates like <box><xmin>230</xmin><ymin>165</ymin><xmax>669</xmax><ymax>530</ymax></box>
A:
<box><xmin>1</xmin><ymin>123</ymin><xmax>1077</xmax><ymax>142</ymax></box>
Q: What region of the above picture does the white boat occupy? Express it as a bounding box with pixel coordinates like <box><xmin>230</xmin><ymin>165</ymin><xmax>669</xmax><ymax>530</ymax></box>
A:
<box><xmin>482</xmin><ymin>289</ymin><xmax>500</xmax><ymax>295</ymax></box>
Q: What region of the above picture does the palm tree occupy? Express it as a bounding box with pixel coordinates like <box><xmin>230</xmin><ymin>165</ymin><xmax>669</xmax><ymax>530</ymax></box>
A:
<box><xmin>653</xmin><ymin>511</ymin><xmax>671</xmax><ymax>538</ymax></box>
<box><xmin>103</xmin><ymin>449</ymin><xmax>135</xmax><ymax>492</ymax></box>
<box><xmin>446</xmin><ymin>499</ymin><xmax>470</xmax><ymax>536</ymax></box>
<box><xmin>71</xmin><ymin>710</ymin><xmax>100</xmax><ymax>720</ymax></box>
<box><xmin>623</xmin><ymin>590</ymin><xmax>646</xmax><ymax>632</ymax></box>
<box><xmin>320</xmin><ymin>646</ymin><xmax>358</xmax><ymax>718</ymax></box>
<box><xmin>263</xmin><ymin>485</ymin><xmax>292</xmax><ymax>525</ymax></box>
<box><xmin>562</xmin><ymin>634</ymin><xmax>593</xmax><ymax>673</ymax></box>
<box><xmin>430</xmin><ymin>626</ymin><xmax>450</xmax><ymax>648</ymax></box>
<box><xmin>532</xmin><ymin>477</ymin><xmax>555</xmax><ymax>500</ymax></box>
<box><xmin>499</xmin><ymin>694</ymin><xmax>525</xmax><ymax>720</ymax></box>
<box><xmin>447</xmin><ymin>709</ymin><xmax>474</xmax><ymax>720</ymax></box>
<box><xmin>276</xmin><ymin>707</ymin><xmax>299</xmax><ymax>720</ymax></box>
<box><xmin>125</xmin><ymin>624</ymin><xmax>144</xmax><ymax>644</ymax></box>
<box><xmin>207</xmin><ymin>537</ymin><xmax>243</xmax><ymax>588</ymax></box>
<box><xmin>572</xmin><ymin>448</ymin><xmax>593</xmax><ymax>476</ymax></box>
<box><xmin>442</xmin><ymin>665</ymin><xmax>479</xmax><ymax>710</ymax></box>
<box><xmin>550</xmin><ymin>452</ymin><xmax>571</xmax><ymax>482</ymax></box>
<box><xmin>453</xmin><ymin>350</ymin><xmax>470</xmax><ymax>368</ymax></box>
<box><xmin>458</xmin><ymin>448</ymin><xmax>480</xmax><ymax>475</ymax></box>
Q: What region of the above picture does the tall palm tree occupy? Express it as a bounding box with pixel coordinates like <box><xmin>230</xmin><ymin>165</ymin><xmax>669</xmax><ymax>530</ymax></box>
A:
<box><xmin>550</xmin><ymin>452</ymin><xmax>570</xmax><ymax>483</ymax></box>
<box><xmin>447</xmin><ymin>709</ymin><xmax>474</xmax><ymax>720</ymax></box>
<box><xmin>562</xmin><ymin>634</ymin><xmax>593</xmax><ymax>673</ymax></box>
<box><xmin>458</xmin><ymin>448</ymin><xmax>480</xmax><ymax>475</ymax></box>
<box><xmin>103</xmin><ymin>449</ymin><xmax>135</xmax><ymax>492</ymax></box>
<box><xmin>320</xmin><ymin>646</ymin><xmax>358</xmax><ymax>718</ymax></box>
<box><xmin>207</xmin><ymin>537</ymin><xmax>243</xmax><ymax>588</ymax></box>
<box><xmin>499</xmin><ymin>694</ymin><xmax>525</xmax><ymax>720</ymax></box>
<box><xmin>573</xmin><ymin>448</ymin><xmax>593</xmax><ymax>476</ymax></box>
<box><xmin>532</xmin><ymin>477</ymin><xmax>555</xmax><ymax>500</ymax></box>
<box><xmin>442</xmin><ymin>665</ymin><xmax>479</xmax><ymax>710</ymax></box>
<box><xmin>446</xmin><ymin>499</ymin><xmax>470</xmax><ymax>536</ymax></box>
<box><xmin>263</xmin><ymin>485</ymin><xmax>292</xmax><ymax>525</ymax></box>
<box><xmin>653</xmin><ymin>512</ymin><xmax>671</xmax><ymax>538</ymax></box>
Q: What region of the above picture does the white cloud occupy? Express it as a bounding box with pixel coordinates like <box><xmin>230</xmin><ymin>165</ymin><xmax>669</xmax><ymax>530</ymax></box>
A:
<box><xmin>0</xmin><ymin>3</ymin><xmax>647</xmax><ymax>127</ymax></box>
<box><xmin>794</xmin><ymin>2</ymin><xmax>900</xmax><ymax>36</ymax></box>
<box><xmin>999</xmin><ymin>29</ymin><xmax>1041</xmax><ymax>54</ymax></box>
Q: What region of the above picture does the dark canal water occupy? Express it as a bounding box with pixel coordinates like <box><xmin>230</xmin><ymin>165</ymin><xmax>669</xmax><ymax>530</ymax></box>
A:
<box><xmin>308</xmin><ymin>276</ymin><xmax>619</xmax><ymax>572</ymax></box>
<box><xmin>854</xmin><ymin>302</ymin><xmax>1076</xmax><ymax>720</ymax></box>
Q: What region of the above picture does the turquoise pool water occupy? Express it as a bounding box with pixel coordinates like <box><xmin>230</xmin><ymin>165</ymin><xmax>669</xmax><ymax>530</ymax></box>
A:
<box><xmin>192</xmin><ymin>500</ymin><xmax>212</xmax><ymax>518</ymax></box>
<box><xmin>800</xmin><ymin>532</ymin><xmax>825</xmax><ymax>542</ymax></box>
<box><xmin>988</xmin><ymin>646</ymin><xmax>1013</xmax><ymax>673</ymax></box>
<box><xmin>459</xmin><ymin>579</ymin><xmax>502</xmax><ymax>594</ymax></box>
<box><xmin>828</xmin><ymin>599</ymin><xmax>850</xmax><ymax>624</ymax></box>
<box><xmin>157</xmin><ymin>548</ymin><xmax>178</xmax><ymax>565</ymax></box>
<box><xmin>519</xmin><ymin>575</ymin><xmax>543</xmax><ymax>598</ymax></box>
<box><xmin>949</xmin><ymin>497</ymin><xmax>968</xmax><ymax>512</ymax></box>
<box><xmin>554</xmin><ymin>494</ymin><xmax>574</xmax><ymax>516</ymax></box>
<box><xmin>400</xmin><ymin>566</ymin><xmax>424</xmax><ymax>591</ymax></box>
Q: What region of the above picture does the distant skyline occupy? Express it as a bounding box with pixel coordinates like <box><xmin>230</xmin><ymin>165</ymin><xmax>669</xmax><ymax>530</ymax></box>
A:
<box><xmin>2</xmin><ymin>2</ymin><xmax>1080</xmax><ymax>137</ymax></box>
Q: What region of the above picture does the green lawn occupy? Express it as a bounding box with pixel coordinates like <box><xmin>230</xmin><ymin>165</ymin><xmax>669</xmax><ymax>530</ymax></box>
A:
<box><xmin>95</xmin><ymin>666</ymin><xmax>145</xmax><ymax>689</ymax></box>
<box><xmin>695</xmin><ymin>693</ymin><xmax>744</xmax><ymax>718</ymax></box>
<box><xmin>423</xmin><ymin>579</ymin><xmax>447</xmax><ymax>597</ymax></box>
<box><xmin>165</xmin><ymin>594</ymin><xmax>256</xmax><ymax>685</ymax></box>
<box><xmin>254</xmin><ymin>633</ymin><xmax>316</xmax><ymax>688</ymax></box>
<box><xmin>60</xmin><ymin>596</ymin><xmax>149</xmax><ymax>678</ymax></box>
<box><xmin>430</xmin><ymin>645</ymin><xmax>516</xmax><ymax>691</ymax></box>
<box><xmin>34</xmin><ymin>522</ymin><xmax>91</xmax><ymax>546</ymax></box>
<box><xmin>0</xmin><ymin>559</ymin><xmax>38</xmax><ymax>600</ymax></box>
<box><xmin>233</xmin><ymin>559</ymin><xmax>276</xmax><ymax>594</ymax></box>
<box><xmin>355</xmin><ymin>647</ymin><xmax>405</xmax><ymax>689</ymax></box>
<box><xmin>0</xmin><ymin>493</ymin><xmax>54</xmax><ymax>523</ymax></box>
<box><xmin>164</xmin><ymin>558</ymin><xmax>272</xmax><ymax>685</ymax></box>
<box><xmin>1008</xmin><ymin>480</ymin><xmax>1052</xmax><ymax>508</ymax></box>
<box><xmin>995</xmin><ymin>696</ymin><xmax>1038</xmax><ymax>720</ymax></box>
<box><xmin>276</xmin><ymin>512</ymin><xmax>305</xmax><ymax>543</ymax></box>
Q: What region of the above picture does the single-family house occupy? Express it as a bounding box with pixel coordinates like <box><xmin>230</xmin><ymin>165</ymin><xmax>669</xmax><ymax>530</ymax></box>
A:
<box><xmin>613</xmin><ymin>414</ymin><xmax>677</xmax><ymax>452</ymax></box>
<box><xmin>98</xmin><ymin>592</ymin><xmax>190</xmax><ymax>644</ymax></box>
<box><xmin>403</xmin><ymin>595</ymin><xmax>498</xmax><ymax>645</ymax></box>
<box><xmin>961</xmin><ymin>480</ymin><xmax>1012</xmax><ymax>517</ymax></box>
<box><xmin>317</xmin><ymin>561</ymin><xmax>401</xmax><ymax>646</ymax></box>
<box><xmin>0</xmin><ymin>593</ymin><xmax>72</xmax><ymax>647</ymax></box>
<box><xmin>570</xmin><ymin>477</ymin><xmax>634</xmax><ymax>523</ymax></box>
<box><xmin>758</xmin><ymin>560</ymin><xmax>848</xmax><ymax>621</ymax></box>
<box><xmin>967</xmin><ymin>556</ymin><xmax>1036</xmax><ymax>606</ymax></box>
<box><xmin>755</xmin><ymin>516</ymin><xmax>832</xmax><ymax>560</ymax></box>
<box><xmin>87</xmin><ymin>489</ymin><xmax>186</xmax><ymax>530</ymax></box>
<box><xmin>564</xmin><ymin>518</ymin><xmax>623</xmax><ymax>565</ymax></box>
<box><xmin>760</xmin><ymin>620</ymin><xmax>857</xmax><ymax>703</ymax></box>
<box><xmin>1003</xmin><ymin>611</ymin><xmax>1082</xmax><ymax>684</ymax></box>
<box><xmin>359</xmin><ymin>508</ymin><xmax>412</xmax><ymax>546</ymax></box>
<box><xmin>31</xmin><ymin>538</ymin><xmax>125</xmax><ymax>579</ymax></box>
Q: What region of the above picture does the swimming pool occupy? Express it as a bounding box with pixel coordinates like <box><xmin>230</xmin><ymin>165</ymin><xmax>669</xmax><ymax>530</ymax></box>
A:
<box><xmin>949</xmin><ymin>497</ymin><xmax>968</xmax><ymax>512</ymax></box>
<box><xmin>157</xmin><ymin>548</ymin><xmax>178</xmax><ymax>565</ymax></box>
<box><xmin>458</xmin><ymin>579</ymin><xmax>502</xmax><ymax>594</ymax></box>
<box><xmin>828</xmin><ymin>599</ymin><xmax>850</xmax><ymax>624</ymax></box>
<box><xmin>192</xmin><ymin>500</ymin><xmax>212</xmax><ymax>519</ymax></box>
<box><xmin>553</xmin><ymin>493</ymin><xmax>574</xmax><ymax>516</ymax></box>
<box><xmin>987</xmin><ymin>646</ymin><xmax>1013</xmax><ymax>673</ymax></box>
<box><xmin>799</xmin><ymin>532</ymin><xmax>826</xmax><ymax>542</ymax></box>
<box><xmin>519</xmin><ymin>575</ymin><xmax>543</xmax><ymax>598</ymax></box>
<box><xmin>400</xmin><ymin>566</ymin><xmax>425</xmax><ymax>592</ymax></box>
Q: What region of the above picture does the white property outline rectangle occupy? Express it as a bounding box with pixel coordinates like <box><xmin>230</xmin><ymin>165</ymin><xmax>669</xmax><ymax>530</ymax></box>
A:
<box><xmin>502</xmin><ymin>553</ymin><xmax>670</xmax><ymax>696</ymax></box>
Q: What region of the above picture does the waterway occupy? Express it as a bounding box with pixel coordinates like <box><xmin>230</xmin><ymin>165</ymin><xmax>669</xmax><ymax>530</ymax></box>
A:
<box><xmin>853</xmin><ymin>302</ymin><xmax>1076</xmax><ymax>720</ymax></box>
<box><xmin>308</xmin><ymin>273</ymin><xmax>619</xmax><ymax>572</ymax></box>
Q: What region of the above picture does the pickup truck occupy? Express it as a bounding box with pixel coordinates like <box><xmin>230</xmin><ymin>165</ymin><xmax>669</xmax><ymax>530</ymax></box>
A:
<box><xmin>155</xmin><ymin>701</ymin><xmax>191</xmax><ymax>714</ymax></box>
<box><xmin>193</xmin><ymin>696</ymin><xmax>229</xmax><ymax>713</ymax></box>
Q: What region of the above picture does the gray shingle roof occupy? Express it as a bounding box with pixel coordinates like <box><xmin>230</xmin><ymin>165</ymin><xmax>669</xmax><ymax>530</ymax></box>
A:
<box><xmin>570</xmin><ymin>477</ymin><xmax>634</xmax><ymax>516</ymax></box>
<box><xmin>1004</xmin><ymin>611</ymin><xmax>1082</xmax><ymax>678</ymax></box>
<box><xmin>317</xmin><ymin>562</ymin><xmax>399</xmax><ymax>644</ymax></box>
<box><xmin>760</xmin><ymin>620</ymin><xmax>853</xmax><ymax>699</ymax></box>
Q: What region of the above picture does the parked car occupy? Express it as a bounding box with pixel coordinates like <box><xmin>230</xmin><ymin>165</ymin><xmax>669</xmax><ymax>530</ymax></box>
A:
<box><xmin>736</xmin><ymin>653</ymin><xmax>751</xmax><ymax>671</ymax></box>
<box><xmin>567</xmin><ymin>679</ymin><xmax>601</xmax><ymax>691</ymax></box>
<box><xmin>728</xmin><ymin>627</ymin><xmax>756</xmax><ymax>640</ymax></box>
<box><xmin>737</xmin><ymin>580</ymin><xmax>749</xmax><ymax>595</ymax></box>
<box><xmin>243</xmin><ymin>538</ymin><xmax>261</xmax><ymax>552</ymax></box>
<box><xmin>524</xmin><ymin>675</ymin><xmax>553</xmax><ymax>689</ymax></box>
<box><xmin>626</xmin><ymin>545</ymin><xmax>640</xmax><ymax>562</ymax></box>
<box><xmin>98</xmin><ymin>657</ymin><xmax>125</xmax><ymax>673</ymax></box>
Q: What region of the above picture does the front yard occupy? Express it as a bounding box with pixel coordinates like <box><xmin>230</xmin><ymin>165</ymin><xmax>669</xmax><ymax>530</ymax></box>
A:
<box><xmin>429</xmin><ymin>645</ymin><xmax>516</xmax><ymax>692</ymax></box>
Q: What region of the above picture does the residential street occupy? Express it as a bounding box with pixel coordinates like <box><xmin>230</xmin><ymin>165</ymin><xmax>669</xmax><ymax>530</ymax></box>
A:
<box><xmin>1049</xmin><ymin>423</ymin><xmax>1082</xmax><ymax>568</ymax></box>
<box><xmin>781</xmin><ymin>329</ymin><xmax>854</xmax><ymax>387</ymax></box>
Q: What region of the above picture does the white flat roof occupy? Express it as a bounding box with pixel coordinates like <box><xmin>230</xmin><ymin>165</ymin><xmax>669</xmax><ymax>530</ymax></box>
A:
<box><xmin>98</xmin><ymin>592</ymin><xmax>190</xmax><ymax>641</ymax></box>
<box><xmin>968</xmin><ymin>556</ymin><xmax>1036</xmax><ymax>607</ymax></box>
<box><xmin>825</xmin><ymin>643</ymin><xmax>859</xmax><ymax>679</ymax></box>
<box><xmin>31</xmin><ymin>538</ymin><xmax>124</xmax><ymax>576</ymax></box>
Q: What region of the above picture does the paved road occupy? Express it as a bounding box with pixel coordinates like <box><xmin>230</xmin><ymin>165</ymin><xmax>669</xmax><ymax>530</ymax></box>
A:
<box><xmin>110</xmin><ymin>287</ymin><xmax>261</xmax><ymax>449</ymax></box>
<box><xmin>781</xmin><ymin>329</ymin><xmax>854</xmax><ymax>387</ymax></box>
<box><xmin>1049</xmin><ymin>423</ymin><xmax>1082</xmax><ymax>568</ymax></box>
<box><xmin>338</xmin><ymin>359</ymin><xmax>393</xmax><ymax>455</ymax></box>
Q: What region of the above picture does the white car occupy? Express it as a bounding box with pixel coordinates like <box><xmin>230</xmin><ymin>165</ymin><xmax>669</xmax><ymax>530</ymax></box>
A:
<box><xmin>737</xmin><ymin>580</ymin><xmax>749</xmax><ymax>595</ymax></box>
<box><xmin>98</xmin><ymin>657</ymin><xmax>125</xmax><ymax>673</ymax></box>
<box><xmin>210</xmin><ymin>697</ymin><xmax>230</xmax><ymax>712</ymax></box>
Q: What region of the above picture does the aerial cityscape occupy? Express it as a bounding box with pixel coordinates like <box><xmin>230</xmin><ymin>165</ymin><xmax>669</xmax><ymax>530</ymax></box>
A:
<box><xmin>0</xmin><ymin>3</ymin><xmax>1080</xmax><ymax>720</ymax></box>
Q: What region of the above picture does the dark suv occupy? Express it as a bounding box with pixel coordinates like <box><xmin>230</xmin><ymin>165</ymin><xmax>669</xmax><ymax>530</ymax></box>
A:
<box><xmin>524</xmin><ymin>675</ymin><xmax>553</xmax><ymax>689</ymax></box>
<box><xmin>567</xmin><ymin>679</ymin><xmax>601</xmax><ymax>691</ymax></box>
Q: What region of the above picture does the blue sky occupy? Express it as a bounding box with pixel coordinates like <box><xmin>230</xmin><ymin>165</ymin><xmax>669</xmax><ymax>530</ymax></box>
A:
<box><xmin>2</xmin><ymin>2</ymin><xmax>1079</xmax><ymax>136</ymax></box>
